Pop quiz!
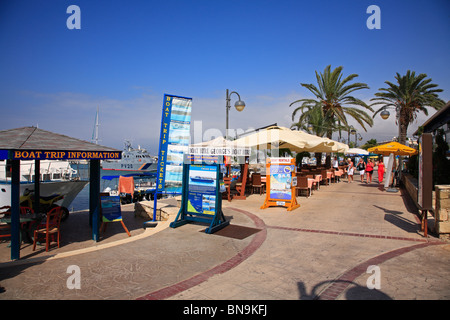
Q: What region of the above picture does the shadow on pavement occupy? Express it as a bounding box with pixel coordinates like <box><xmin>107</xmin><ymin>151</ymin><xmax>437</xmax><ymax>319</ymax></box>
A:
<box><xmin>297</xmin><ymin>280</ymin><xmax>392</xmax><ymax>300</ymax></box>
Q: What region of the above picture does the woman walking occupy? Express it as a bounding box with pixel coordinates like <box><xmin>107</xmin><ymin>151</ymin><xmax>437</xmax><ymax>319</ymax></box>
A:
<box><xmin>366</xmin><ymin>158</ymin><xmax>374</xmax><ymax>183</ymax></box>
<box><xmin>356</xmin><ymin>158</ymin><xmax>366</xmax><ymax>183</ymax></box>
<box><xmin>377</xmin><ymin>158</ymin><xmax>385</xmax><ymax>184</ymax></box>
<box><xmin>347</xmin><ymin>158</ymin><xmax>354</xmax><ymax>183</ymax></box>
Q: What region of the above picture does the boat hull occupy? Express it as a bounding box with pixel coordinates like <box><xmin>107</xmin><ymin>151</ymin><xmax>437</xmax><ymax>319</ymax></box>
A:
<box><xmin>101</xmin><ymin>161</ymin><xmax>157</xmax><ymax>172</ymax></box>
<box><xmin>0</xmin><ymin>180</ymin><xmax>89</xmax><ymax>209</ymax></box>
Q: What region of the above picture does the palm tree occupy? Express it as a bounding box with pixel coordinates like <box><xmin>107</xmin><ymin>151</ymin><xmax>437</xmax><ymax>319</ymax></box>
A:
<box><xmin>371</xmin><ymin>70</ymin><xmax>445</xmax><ymax>145</ymax></box>
<box><xmin>290</xmin><ymin>65</ymin><xmax>374</xmax><ymax>139</ymax></box>
<box><xmin>290</xmin><ymin>104</ymin><xmax>331</xmax><ymax>137</ymax></box>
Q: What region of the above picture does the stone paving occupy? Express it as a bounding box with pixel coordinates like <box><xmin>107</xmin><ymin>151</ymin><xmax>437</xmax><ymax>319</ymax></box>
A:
<box><xmin>0</xmin><ymin>174</ymin><xmax>449</xmax><ymax>301</ymax></box>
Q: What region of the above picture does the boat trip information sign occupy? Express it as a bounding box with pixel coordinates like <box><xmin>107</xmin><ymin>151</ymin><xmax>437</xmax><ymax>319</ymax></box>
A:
<box><xmin>9</xmin><ymin>150</ymin><xmax>121</xmax><ymax>160</ymax></box>
<box><xmin>152</xmin><ymin>93</ymin><xmax>193</xmax><ymax>222</ymax></box>
<box><xmin>156</xmin><ymin>94</ymin><xmax>192</xmax><ymax>193</ymax></box>
<box><xmin>170</xmin><ymin>155</ymin><xmax>229</xmax><ymax>234</ymax></box>
<box><xmin>261</xmin><ymin>157</ymin><xmax>299</xmax><ymax>211</ymax></box>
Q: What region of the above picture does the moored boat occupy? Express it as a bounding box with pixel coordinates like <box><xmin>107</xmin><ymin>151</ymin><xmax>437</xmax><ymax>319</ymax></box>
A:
<box><xmin>101</xmin><ymin>140</ymin><xmax>157</xmax><ymax>172</ymax></box>
<box><xmin>0</xmin><ymin>160</ymin><xmax>88</xmax><ymax>220</ymax></box>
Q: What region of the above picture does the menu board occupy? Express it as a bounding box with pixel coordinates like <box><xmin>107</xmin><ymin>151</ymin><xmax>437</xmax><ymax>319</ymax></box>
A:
<box><xmin>261</xmin><ymin>158</ymin><xmax>299</xmax><ymax>211</ymax></box>
<box><xmin>269</xmin><ymin>164</ymin><xmax>294</xmax><ymax>201</ymax></box>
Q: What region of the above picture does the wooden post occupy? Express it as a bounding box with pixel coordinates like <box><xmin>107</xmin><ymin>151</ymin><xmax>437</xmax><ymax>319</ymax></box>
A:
<box><xmin>418</xmin><ymin>133</ymin><xmax>432</xmax><ymax>237</ymax></box>
<box><xmin>10</xmin><ymin>159</ymin><xmax>20</xmax><ymax>260</ymax></box>
<box><xmin>34</xmin><ymin>160</ymin><xmax>40</xmax><ymax>214</ymax></box>
<box><xmin>89</xmin><ymin>159</ymin><xmax>101</xmax><ymax>241</ymax></box>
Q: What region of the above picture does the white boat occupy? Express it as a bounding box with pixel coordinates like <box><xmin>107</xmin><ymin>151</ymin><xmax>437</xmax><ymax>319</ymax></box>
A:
<box><xmin>101</xmin><ymin>140</ymin><xmax>157</xmax><ymax>172</ymax></box>
<box><xmin>0</xmin><ymin>160</ymin><xmax>89</xmax><ymax>219</ymax></box>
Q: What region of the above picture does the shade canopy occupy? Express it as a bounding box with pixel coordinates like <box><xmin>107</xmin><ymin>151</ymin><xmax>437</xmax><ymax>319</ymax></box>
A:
<box><xmin>0</xmin><ymin>126</ymin><xmax>121</xmax><ymax>160</ymax></box>
<box><xmin>191</xmin><ymin>136</ymin><xmax>234</xmax><ymax>147</ymax></box>
<box><xmin>345</xmin><ymin>148</ymin><xmax>369</xmax><ymax>155</ymax></box>
<box><xmin>368</xmin><ymin>141</ymin><xmax>418</xmax><ymax>156</ymax></box>
<box><xmin>232</xmin><ymin>126</ymin><xmax>349</xmax><ymax>153</ymax></box>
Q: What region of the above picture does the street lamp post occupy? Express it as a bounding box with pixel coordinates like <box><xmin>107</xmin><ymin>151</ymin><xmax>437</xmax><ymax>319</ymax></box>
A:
<box><xmin>226</xmin><ymin>89</ymin><xmax>245</xmax><ymax>140</ymax></box>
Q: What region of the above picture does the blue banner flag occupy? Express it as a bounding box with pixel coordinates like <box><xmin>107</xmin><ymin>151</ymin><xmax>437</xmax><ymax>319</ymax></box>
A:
<box><xmin>155</xmin><ymin>94</ymin><xmax>192</xmax><ymax>192</ymax></box>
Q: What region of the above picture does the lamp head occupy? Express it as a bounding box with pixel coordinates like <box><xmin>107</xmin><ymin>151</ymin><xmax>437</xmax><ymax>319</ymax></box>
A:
<box><xmin>380</xmin><ymin>109</ymin><xmax>390</xmax><ymax>120</ymax></box>
<box><xmin>234</xmin><ymin>100</ymin><xmax>245</xmax><ymax>112</ymax></box>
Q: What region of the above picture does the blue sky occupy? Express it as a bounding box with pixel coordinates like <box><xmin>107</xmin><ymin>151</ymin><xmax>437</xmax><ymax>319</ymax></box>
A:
<box><xmin>1</xmin><ymin>0</ymin><xmax>449</xmax><ymax>152</ymax></box>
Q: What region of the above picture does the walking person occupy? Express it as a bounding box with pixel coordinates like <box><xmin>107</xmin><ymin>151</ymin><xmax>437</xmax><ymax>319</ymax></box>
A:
<box><xmin>366</xmin><ymin>158</ymin><xmax>374</xmax><ymax>183</ymax></box>
<box><xmin>356</xmin><ymin>158</ymin><xmax>366</xmax><ymax>183</ymax></box>
<box><xmin>347</xmin><ymin>158</ymin><xmax>354</xmax><ymax>183</ymax></box>
<box><xmin>377</xmin><ymin>158</ymin><xmax>385</xmax><ymax>184</ymax></box>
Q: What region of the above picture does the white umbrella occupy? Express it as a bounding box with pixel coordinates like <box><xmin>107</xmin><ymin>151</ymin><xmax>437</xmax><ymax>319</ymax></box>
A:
<box><xmin>344</xmin><ymin>148</ymin><xmax>369</xmax><ymax>155</ymax></box>
<box><xmin>233</xmin><ymin>126</ymin><xmax>348</xmax><ymax>153</ymax></box>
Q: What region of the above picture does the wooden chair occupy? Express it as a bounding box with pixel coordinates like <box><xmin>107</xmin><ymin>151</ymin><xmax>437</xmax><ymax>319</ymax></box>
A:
<box><xmin>222</xmin><ymin>177</ymin><xmax>233</xmax><ymax>202</ymax></box>
<box><xmin>234</xmin><ymin>163</ymin><xmax>248</xmax><ymax>200</ymax></box>
<box><xmin>0</xmin><ymin>223</ymin><xmax>11</xmax><ymax>240</ymax></box>
<box><xmin>251</xmin><ymin>173</ymin><xmax>264</xmax><ymax>195</ymax></box>
<box><xmin>0</xmin><ymin>206</ymin><xmax>11</xmax><ymax>240</ymax></box>
<box><xmin>296</xmin><ymin>176</ymin><xmax>314</xmax><ymax>197</ymax></box>
<box><xmin>33</xmin><ymin>206</ymin><xmax>63</xmax><ymax>252</ymax></box>
<box><xmin>320</xmin><ymin>170</ymin><xmax>332</xmax><ymax>185</ymax></box>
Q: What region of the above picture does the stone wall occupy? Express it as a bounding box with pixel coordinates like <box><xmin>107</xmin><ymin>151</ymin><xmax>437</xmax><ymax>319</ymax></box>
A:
<box><xmin>435</xmin><ymin>185</ymin><xmax>450</xmax><ymax>235</ymax></box>
<box><xmin>134</xmin><ymin>197</ymin><xmax>180</xmax><ymax>221</ymax></box>
<box><xmin>402</xmin><ymin>173</ymin><xmax>450</xmax><ymax>238</ymax></box>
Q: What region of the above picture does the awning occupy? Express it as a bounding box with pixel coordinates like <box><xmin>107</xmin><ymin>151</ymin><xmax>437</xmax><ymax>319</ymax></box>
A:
<box><xmin>0</xmin><ymin>127</ymin><xmax>121</xmax><ymax>160</ymax></box>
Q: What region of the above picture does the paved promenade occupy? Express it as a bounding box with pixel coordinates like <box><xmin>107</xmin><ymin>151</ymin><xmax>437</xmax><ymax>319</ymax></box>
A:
<box><xmin>0</xmin><ymin>174</ymin><xmax>449</xmax><ymax>301</ymax></box>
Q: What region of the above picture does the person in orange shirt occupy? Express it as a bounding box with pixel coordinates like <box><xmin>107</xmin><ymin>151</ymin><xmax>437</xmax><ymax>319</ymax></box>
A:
<box><xmin>377</xmin><ymin>158</ymin><xmax>385</xmax><ymax>184</ymax></box>
<box><xmin>366</xmin><ymin>158</ymin><xmax>374</xmax><ymax>183</ymax></box>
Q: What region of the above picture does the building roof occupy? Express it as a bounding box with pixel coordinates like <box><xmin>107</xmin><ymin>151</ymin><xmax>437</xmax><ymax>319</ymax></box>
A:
<box><xmin>0</xmin><ymin>127</ymin><xmax>121</xmax><ymax>160</ymax></box>
<box><xmin>414</xmin><ymin>101</ymin><xmax>450</xmax><ymax>135</ymax></box>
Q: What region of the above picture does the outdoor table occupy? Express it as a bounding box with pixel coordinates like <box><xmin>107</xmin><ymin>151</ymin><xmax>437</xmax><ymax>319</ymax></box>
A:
<box><xmin>0</xmin><ymin>213</ymin><xmax>43</xmax><ymax>244</ymax></box>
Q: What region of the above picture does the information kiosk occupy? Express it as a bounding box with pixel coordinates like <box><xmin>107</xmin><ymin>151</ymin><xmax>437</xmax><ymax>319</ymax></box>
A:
<box><xmin>261</xmin><ymin>157</ymin><xmax>299</xmax><ymax>211</ymax></box>
<box><xmin>170</xmin><ymin>155</ymin><xmax>229</xmax><ymax>234</ymax></box>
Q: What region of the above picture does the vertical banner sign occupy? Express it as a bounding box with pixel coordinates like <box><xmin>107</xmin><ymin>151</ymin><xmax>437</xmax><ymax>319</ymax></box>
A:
<box><xmin>153</xmin><ymin>94</ymin><xmax>192</xmax><ymax>221</ymax></box>
<box><xmin>261</xmin><ymin>157</ymin><xmax>299</xmax><ymax>211</ymax></box>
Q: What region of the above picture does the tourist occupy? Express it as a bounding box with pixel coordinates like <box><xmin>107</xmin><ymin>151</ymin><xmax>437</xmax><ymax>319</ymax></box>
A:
<box><xmin>332</xmin><ymin>156</ymin><xmax>339</xmax><ymax>169</ymax></box>
<box><xmin>377</xmin><ymin>158</ymin><xmax>385</xmax><ymax>184</ymax></box>
<box><xmin>347</xmin><ymin>158</ymin><xmax>354</xmax><ymax>183</ymax></box>
<box><xmin>366</xmin><ymin>158</ymin><xmax>374</xmax><ymax>183</ymax></box>
<box><xmin>356</xmin><ymin>158</ymin><xmax>366</xmax><ymax>183</ymax></box>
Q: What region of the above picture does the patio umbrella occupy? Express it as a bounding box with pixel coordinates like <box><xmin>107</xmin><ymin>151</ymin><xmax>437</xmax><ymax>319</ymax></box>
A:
<box><xmin>367</xmin><ymin>142</ymin><xmax>418</xmax><ymax>156</ymax></box>
<box><xmin>190</xmin><ymin>136</ymin><xmax>231</xmax><ymax>147</ymax></box>
<box><xmin>345</xmin><ymin>148</ymin><xmax>369</xmax><ymax>155</ymax></box>
<box><xmin>232</xmin><ymin>126</ymin><xmax>348</xmax><ymax>153</ymax></box>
